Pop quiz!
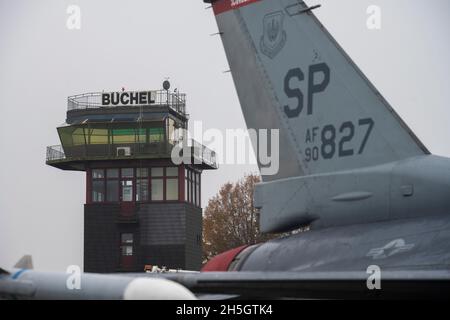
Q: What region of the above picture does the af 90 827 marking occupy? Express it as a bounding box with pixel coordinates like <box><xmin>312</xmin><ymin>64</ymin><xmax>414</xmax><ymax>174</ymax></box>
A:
<box><xmin>304</xmin><ymin>118</ymin><xmax>374</xmax><ymax>162</ymax></box>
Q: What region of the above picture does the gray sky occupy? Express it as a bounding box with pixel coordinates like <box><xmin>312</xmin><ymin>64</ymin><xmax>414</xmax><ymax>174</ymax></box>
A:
<box><xmin>0</xmin><ymin>0</ymin><xmax>449</xmax><ymax>271</ymax></box>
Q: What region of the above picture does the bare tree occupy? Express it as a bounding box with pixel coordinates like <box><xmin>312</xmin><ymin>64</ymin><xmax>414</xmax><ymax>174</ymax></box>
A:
<box><xmin>202</xmin><ymin>173</ymin><xmax>279</xmax><ymax>262</ymax></box>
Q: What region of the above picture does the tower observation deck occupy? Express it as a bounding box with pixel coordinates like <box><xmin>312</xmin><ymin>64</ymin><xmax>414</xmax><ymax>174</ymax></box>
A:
<box><xmin>46</xmin><ymin>87</ymin><xmax>217</xmax><ymax>272</ymax></box>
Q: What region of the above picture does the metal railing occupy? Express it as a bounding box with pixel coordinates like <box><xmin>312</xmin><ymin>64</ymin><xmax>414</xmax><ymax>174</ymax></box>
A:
<box><xmin>192</xmin><ymin>140</ymin><xmax>217</xmax><ymax>168</ymax></box>
<box><xmin>67</xmin><ymin>90</ymin><xmax>186</xmax><ymax>115</ymax></box>
<box><xmin>46</xmin><ymin>145</ymin><xmax>66</xmax><ymax>161</ymax></box>
<box><xmin>46</xmin><ymin>140</ymin><xmax>217</xmax><ymax>169</ymax></box>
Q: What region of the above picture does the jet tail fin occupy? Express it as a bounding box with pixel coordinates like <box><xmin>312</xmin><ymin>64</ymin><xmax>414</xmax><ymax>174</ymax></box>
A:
<box><xmin>207</xmin><ymin>0</ymin><xmax>428</xmax><ymax>180</ymax></box>
<box><xmin>14</xmin><ymin>255</ymin><xmax>33</xmax><ymax>270</ymax></box>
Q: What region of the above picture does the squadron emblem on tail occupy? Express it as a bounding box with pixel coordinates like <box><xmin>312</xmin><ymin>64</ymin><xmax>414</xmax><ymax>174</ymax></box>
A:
<box><xmin>260</xmin><ymin>11</ymin><xmax>287</xmax><ymax>59</ymax></box>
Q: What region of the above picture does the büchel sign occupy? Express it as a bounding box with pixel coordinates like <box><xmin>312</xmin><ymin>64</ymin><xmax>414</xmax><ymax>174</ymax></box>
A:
<box><xmin>101</xmin><ymin>91</ymin><xmax>157</xmax><ymax>106</ymax></box>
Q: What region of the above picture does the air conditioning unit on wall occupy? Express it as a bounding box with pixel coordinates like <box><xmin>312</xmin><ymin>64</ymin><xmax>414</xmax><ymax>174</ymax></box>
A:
<box><xmin>117</xmin><ymin>147</ymin><xmax>131</xmax><ymax>157</ymax></box>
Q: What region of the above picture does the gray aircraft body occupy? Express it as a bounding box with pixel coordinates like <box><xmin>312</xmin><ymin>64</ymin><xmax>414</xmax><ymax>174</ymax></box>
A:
<box><xmin>1</xmin><ymin>0</ymin><xmax>450</xmax><ymax>299</ymax></box>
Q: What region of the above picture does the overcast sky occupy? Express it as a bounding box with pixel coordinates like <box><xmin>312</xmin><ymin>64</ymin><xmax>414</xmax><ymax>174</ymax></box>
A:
<box><xmin>1</xmin><ymin>0</ymin><xmax>449</xmax><ymax>271</ymax></box>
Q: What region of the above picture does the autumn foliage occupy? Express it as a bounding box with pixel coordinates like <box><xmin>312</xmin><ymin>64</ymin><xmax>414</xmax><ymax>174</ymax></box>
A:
<box><xmin>202</xmin><ymin>173</ymin><xmax>278</xmax><ymax>262</ymax></box>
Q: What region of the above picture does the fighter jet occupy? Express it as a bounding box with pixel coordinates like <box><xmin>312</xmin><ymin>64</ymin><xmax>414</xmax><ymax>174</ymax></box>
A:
<box><xmin>1</xmin><ymin>0</ymin><xmax>450</xmax><ymax>299</ymax></box>
<box><xmin>190</xmin><ymin>0</ymin><xmax>450</xmax><ymax>298</ymax></box>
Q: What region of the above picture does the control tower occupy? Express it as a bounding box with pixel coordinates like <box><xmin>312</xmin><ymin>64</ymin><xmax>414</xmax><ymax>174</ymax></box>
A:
<box><xmin>46</xmin><ymin>84</ymin><xmax>217</xmax><ymax>272</ymax></box>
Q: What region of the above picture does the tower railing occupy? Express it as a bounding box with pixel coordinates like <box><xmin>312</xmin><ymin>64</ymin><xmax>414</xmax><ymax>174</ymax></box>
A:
<box><xmin>46</xmin><ymin>145</ymin><xmax>66</xmax><ymax>161</ymax></box>
<box><xmin>192</xmin><ymin>140</ymin><xmax>217</xmax><ymax>168</ymax></box>
<box><xmin>46</xmin><ymin>139</ymin><xmax>217</xmax><ymax>169</ymax></box>
<box><xmin>67</xmin><ymin>90</ymin><xmax>186</xmax><ymax>115</ymax></box>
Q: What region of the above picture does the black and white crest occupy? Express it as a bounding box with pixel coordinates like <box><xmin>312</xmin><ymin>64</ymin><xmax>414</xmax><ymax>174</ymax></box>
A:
<box><xmin>260</xmin><ymin>11</ymin><xmax>287</xmax><ymax>59</ymax></box>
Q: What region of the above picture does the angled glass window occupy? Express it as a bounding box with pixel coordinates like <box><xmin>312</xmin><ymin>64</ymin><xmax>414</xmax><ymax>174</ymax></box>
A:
<box><xmin>136</xmin><ymin>128</ymin><xmax>146</xmax><ymax>143</ymax></box>
<box><xmin>72</xmin><ymin>128</ymin><xmax>86</xmax><ymax>146</ymax></box>
<box><xmin>89</xmin><ymin>128</ymin><xmax>108</xmax><ymax>144</ymax></box>
<box><xmin>149</xmin><ymin>127</ymin><xmax>164</xmax><ymax>143</ymax></box>
<box><xmin>112</xmin><ymin>128</ymin><xmax>135</xmax><ymax>144</ymax></box>
<box><xmin>58</xmin><ymin>126</ymin><xmax>74</xmax><ymax>147</ymax></box>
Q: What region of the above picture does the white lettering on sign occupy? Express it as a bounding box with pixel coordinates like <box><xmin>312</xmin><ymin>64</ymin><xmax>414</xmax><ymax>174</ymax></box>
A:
<box><xmin>102</xmin><ymin>91</ymin><xmax>156</xmax><ymax>106</ymax></box>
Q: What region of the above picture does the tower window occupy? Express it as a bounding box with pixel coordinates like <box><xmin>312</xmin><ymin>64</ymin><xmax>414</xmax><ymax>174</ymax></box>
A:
<box><xmin>121</xmin><ymin>233</ymin><xmax>134</xmax><ymax>243</ymax></box>
<box><xmin>166</xmin><ymin>178</ymin><xmax>178</xmax><ymax>201</ymax></box>
<box><xmin>183</xmin><ymin>167</ymin><xmax>201</xmax><ymax>207</ymax></box>
<box><xmin>166</xmin><ymin>167</ymin><xmax>178</xmax><ymax>177</ymax></box>
<box><xmin>121</xmin><ymin>233</ymin><xmax>134</xmax><ymax>256</ymax></box>
<box><xmin>106</xmin><ymin>168</ymin><xmax>119</xmax><ymax>178</ymax></box>
<box><xmin>136</xmin><ymin>179</ymin><xmax>148</xmax><ymax>202</ymax></box>
<box><xmin>136</xmin><ymin>168</ymin><xmax>148</xmax><ymax>178</ymax></box>
<box><xmin>107</xmin><ymin>180</ymin><xmax>119</xmax><ymax>202</ymax></box>
<box><xmin>92</xmin><ymin>169</ymin><xmax>104</xmax><ymax>179</ymax></box>
<box><xmin>89</xmin><ymin>166</ymin><xmax>186</xmax><ymax>203</ymax></box>
<box><xmin>92</xmin><ymin>180</ymin><xmax>104</xmax><ymax>202</ymax></box>
<box><xmin>151</xmin><ymin>179</ymin><xmax>163</xmax><ymax>201</ymax></box>
<box><xmin>122</xmin><ymin>168</ymin><xmax>134</xmax><ymax>178</ymax></box>
<box><xmin>92</xmin><ymin>169</ymin><xmax>105</xmax><ymax>202</ymax></box>
<box><xmin>151</xmin><ymin>167</ymin><xmax>163</xmax><ymax>177</ymax></box>
<box><xmin>121</xmin><ymin>180</ymin><xmax>134</xmax><ymax>202</ymax></box>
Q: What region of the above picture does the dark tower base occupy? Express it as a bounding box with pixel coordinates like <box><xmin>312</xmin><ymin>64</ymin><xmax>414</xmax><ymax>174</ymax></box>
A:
<box><xmin>84</xmin><ymin>202</ymin><xmax>202</xmax><ymax>273</ymax></box>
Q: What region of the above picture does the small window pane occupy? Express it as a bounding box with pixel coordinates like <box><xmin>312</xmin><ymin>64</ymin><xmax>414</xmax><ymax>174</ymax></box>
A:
<box><xmin>149</xmin><ymin>127</ymin><xmax>164</xmax><ymax>143</ymax></box>
<box><xmin>136</xmin><ymin>168</ymin><xmax>148</xmax><ymax>178</ymax></box>
<box><xmin>107</xmin><ymin>180</ymin><xmax>119</xmax><ymax>202</ymax></box>
<box><xmin>112</xmin><ymin>128</ymin><xmax>135</xmax><ymax>144</ymax></box>
<box><xmin>122</xmin><ymin>245</ymin><xmax>133</xmax><ymax>256</ymax></box>
<box><xmin>185</xmin><ymin>178</ymin><xmax>188</xmax><ymax>201</ymax></box>
<box><xmin>151</xmin><ymin>167</ymin><xmax>163</xmax><ymax>177</ymax></box>
<box><xmin>166</xmin><ymin>178</ymin><xmax>179</xmax><ymax>201</ymax></box>
<box><xmin>89</xmin><ymin>128</ymin><xmax>108</xmax><ymax>145</ymax></box>
<box><xmin>92</xmin><ymin>169</ymin><xmax>104</xmax><ymax>179</ymax></box>
<box><xmin>92</xmin><ymin>180</ymin><xmax>104</xmax><ymax>202</ymax></box>
<box><xmin>151</xmin><ymin>179</ymin><xmax>163</xmax><ymax>201</ymax></box>
<box><xmin>122</xmin><ymin>168</ymin><xmax>134</xmax><ymax>178</ymax></box>
<box><xmin>107</xmin><ymin>168</ymin><xmax>119</xmax><ymax>178</ymax></box>
<box><xmin>72</xmin><ymin>128</ymin><xmax>86</xmax><ymax>146</ymax></box>
<box><xmin>196</xmin><ymin>183</ymin><xmax>200</xmax><ymax>207</ymax></box>
<box><xmin>121</xmin><ymin>180</ymin><xmax>134</xmax><ymax>201</ymax></box>
<box><xmin>166</xmin><ymin>167</ymin><xmax>178</xmax><ymax>177</ymax></box>
<box><xmin>136</xmin><ymin>128</ymin><xmax>146</xmax><ymax>143</ymax></box>
<box><xmin>136</xmin><ymin>179</ymin><xmax>148</xmax><ymax>202</ymax></box>
<box><xmin>121</xmin><ymin>233</ymin><xmax>134</xmax><ymax>244</ymax></box>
